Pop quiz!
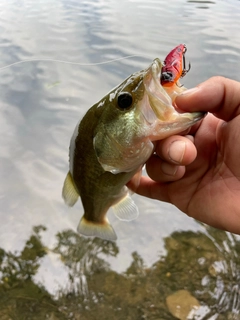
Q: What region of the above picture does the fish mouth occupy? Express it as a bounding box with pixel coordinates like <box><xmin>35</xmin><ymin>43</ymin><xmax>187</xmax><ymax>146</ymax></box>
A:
<box><xmin>141</xmin><ymin>58</ymin><xmax>205</xmax><ymax>138</ymax></box>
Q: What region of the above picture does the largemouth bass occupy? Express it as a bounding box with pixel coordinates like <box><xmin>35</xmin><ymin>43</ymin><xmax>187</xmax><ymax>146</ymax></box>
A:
<box><xmin>62</xmin><ymin>52</ymin><xmax>204</xmax><ymax>241</ymax></box>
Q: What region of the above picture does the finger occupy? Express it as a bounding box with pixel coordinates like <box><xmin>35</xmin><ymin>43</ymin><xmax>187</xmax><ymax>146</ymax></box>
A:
<box><xmin>175</xmin><ymin>76</ymin><xmax>240</xmax><ymax>121</ymax></box>
<box><xmin>145</xmin><ymin>154</ymin><xmax>186</xmax><ymax>182</ymax></box>
<box><xmin>155</xmin><ymin>135</ymin><xmax>197</xmax><ymax>165</ymax></box>
<box><xmin>133</xmin><ymin>176</ymin><xmax>170</xmax><ymax>202</ymax></box>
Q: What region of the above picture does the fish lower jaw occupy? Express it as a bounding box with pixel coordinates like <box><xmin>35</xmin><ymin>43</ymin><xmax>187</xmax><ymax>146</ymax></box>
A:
<box><xmin>149</xmin><ymin>112</ymin><xmax>204</xmax><ymax>141</ymax></box>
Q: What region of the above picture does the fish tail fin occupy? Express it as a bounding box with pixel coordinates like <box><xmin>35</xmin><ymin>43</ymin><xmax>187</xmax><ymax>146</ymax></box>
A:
<box><xmin>77</xmin><ymin>216</ymin><xmax>117</xmax><ymax>241</ymax></box>
<box><xmin>62</xmin><ymin>171</ymin><xmax>79</xmax><ymax>207</ymax></box>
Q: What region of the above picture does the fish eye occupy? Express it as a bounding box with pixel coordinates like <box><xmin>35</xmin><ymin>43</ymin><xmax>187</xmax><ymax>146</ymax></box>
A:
<box><xmin>117</xmin><ymin>92</ymin><xmax>133</xmax><ymax>110</ymax></box>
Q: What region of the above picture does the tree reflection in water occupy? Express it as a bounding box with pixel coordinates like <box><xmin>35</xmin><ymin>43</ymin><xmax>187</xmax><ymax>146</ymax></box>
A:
<box><xmin>0</xmin><ymin>225</ymin><xmax>239</xmax><ymax>319</ymax></box>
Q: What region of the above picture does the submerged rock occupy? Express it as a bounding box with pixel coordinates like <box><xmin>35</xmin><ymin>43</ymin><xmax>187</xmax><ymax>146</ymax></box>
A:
<box><xmin>166</xmin><ymin>289</ymin><xmax>200</xmax><ymax>320</ymax></box>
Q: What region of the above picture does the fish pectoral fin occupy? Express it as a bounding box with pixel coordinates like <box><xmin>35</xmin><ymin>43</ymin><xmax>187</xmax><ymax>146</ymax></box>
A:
<box><xmin>112</xmin><ymin>192</ymin><xmax>139</xmax><ymax>221</ymax></box>
<box><xmin>77</xmin><ymin>216</ymin><xmax>117</xmax><ymax>241</ymax></box>
<box><xmin>62</xmin><ymin>171</ymin><xmax>79</xmax><ymax>207</ymax></box>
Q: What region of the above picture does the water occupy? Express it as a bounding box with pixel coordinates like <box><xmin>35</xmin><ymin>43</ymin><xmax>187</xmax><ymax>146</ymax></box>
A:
<box><xmin>0</xmin><ymin>0</ymin><xmax>240</xmax><ymax>318</ymax></box>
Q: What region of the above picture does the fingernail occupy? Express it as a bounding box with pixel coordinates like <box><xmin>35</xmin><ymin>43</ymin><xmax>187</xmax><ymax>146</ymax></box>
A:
<box><xmin>161</xmin><ymin>162</ymin><xmax>178</xmax><ymax>176</ymax></box>
<box><xmin>179</xmin><ymin>87</ymin><xmax>199</xmax><ymax>96</ymax></box>
<box><xmin>168</xmin><ymin>141</ymin><xmax>186</xmax><ymax>164</ymax></box>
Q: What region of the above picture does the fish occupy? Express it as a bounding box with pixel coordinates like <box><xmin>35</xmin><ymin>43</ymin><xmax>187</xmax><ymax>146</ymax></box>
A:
<box><xmin>161</xmin><ymin>44</ymin><xmax>191</xmax><ymax>87</ymax></box>
<box><xmin>62</xmin><ymin>50</ymin><xmax>204</xmax><ymax>241</ymax></box>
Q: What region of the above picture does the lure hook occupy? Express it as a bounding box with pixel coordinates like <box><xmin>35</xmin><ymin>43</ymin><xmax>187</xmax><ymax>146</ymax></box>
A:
<box><xmin>181</xmin><ymin>45</ymin><xmax>191</xmax><ymax>78</ymax></box>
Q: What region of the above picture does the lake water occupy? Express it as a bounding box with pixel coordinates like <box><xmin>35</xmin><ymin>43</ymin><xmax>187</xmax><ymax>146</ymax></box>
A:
<box><xmin>1</xmin><ymin>0</ymin><xmax>240</xmax><ymax>319</ymax></box>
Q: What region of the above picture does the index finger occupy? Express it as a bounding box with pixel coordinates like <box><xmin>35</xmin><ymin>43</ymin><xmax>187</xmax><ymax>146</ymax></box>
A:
<box><xmin>175</xmin><ymin>76</ymin><xmax>240</xmax><ymax>121</ymax></box>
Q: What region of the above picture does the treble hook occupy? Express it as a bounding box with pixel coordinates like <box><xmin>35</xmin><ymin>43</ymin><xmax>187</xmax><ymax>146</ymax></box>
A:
<box><xmin>181</xmin><ymin>45</ymin><xmax>191</xmax><ymax>78</ymax></box>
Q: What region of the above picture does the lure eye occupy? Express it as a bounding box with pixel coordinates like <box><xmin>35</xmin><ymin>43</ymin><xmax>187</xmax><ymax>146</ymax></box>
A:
<box><xmin>160</xmin><ymin>71</ymin><xmax>173</xmax><ymax>83</ymax></box>
<box><xmin>117</xmin><ymin>92</ymin><xmax>133</xmax><ymax>110</ymax></box>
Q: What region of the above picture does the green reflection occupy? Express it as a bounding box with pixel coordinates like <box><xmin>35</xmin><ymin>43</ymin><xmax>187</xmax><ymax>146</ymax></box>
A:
<box><xmin>0</xmin><ymin>226</ymin><xmax>239</xmax><ymax>319</ymax></box>
<box><xmin>0</xmin><ymin>226</ymin><xmax>63</xmax><ymax>319</ymax></box>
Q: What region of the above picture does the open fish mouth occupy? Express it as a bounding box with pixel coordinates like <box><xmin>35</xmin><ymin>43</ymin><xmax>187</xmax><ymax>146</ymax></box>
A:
<box><xmin>140</xmin><ymin>58</ymin><xmax>205</xmax><ymax>136</ymax></box>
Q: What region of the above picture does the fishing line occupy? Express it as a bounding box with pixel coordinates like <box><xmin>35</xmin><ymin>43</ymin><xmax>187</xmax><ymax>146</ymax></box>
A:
<box><xmin>0</xmin><ymin>54</ymin><xmax>147</xmax><ymax>71</ymax></box>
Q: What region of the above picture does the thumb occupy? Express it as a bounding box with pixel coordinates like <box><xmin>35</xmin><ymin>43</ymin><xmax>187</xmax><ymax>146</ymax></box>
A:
<box><xmin>175</xmin><ymin>76</ymin><xmax>240</xmax><ymax>122</ymax></box>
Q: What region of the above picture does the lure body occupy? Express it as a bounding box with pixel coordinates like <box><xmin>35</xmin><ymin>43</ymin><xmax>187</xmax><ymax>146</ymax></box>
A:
<box><xmin>161</xmin><ymin>44</ymin><xmax>190</xmax><ymax>87</ymax></box>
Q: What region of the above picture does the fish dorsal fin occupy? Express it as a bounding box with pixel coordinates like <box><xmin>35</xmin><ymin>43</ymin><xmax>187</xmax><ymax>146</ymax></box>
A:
<box><xmin>77</xmin><ymin>217</ymin><xmax>117</xmax><ymax>241</ymax></box>
<box><xmin>62</xmin><ymin>171</ymin><xmax>79</xmax><ymax>207</ymax></box>
<box><xmin>112</xmin><ymin>192</ymin><xmax>139</xmax><ymax>221</ymax></box>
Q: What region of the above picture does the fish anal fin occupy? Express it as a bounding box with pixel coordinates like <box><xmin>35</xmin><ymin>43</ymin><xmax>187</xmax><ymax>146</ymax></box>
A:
<box><xmin>77</xmin><ymin>216</ymin><xmax>117</xmax><ymax>241</ymax></box>
<box><xmin>62</xmin><ymin>171</ymin><xmax>79</xmax><ymax>207</ymax></box>
<box><xmin>112</xmin><ymin>192</ymin><xmax>139</xmax><ymax>221</ymax></box>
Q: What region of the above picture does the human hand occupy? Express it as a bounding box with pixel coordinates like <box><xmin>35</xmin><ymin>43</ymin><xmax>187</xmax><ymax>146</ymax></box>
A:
<box><xmin>133</xmin><ymin>76</ymin><xmax>240</xmax><ymax>234</ymax></box>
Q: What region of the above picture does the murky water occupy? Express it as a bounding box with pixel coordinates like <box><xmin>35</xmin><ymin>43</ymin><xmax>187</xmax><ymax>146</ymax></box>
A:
<box><xmin>1</xmin><ymin>0</ymin><xmax>240</xmax><ymax>318</ymax></box>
